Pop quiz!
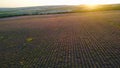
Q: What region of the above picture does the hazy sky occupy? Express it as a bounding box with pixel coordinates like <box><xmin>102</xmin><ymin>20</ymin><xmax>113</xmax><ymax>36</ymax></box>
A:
<box><xmin>0</xmin><ymin>0</ymin><xmax>120</xmax><ymax>7</ymax></box>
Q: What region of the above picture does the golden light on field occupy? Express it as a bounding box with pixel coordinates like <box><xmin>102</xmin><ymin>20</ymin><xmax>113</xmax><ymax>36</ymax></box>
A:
<box><xmin>0</xmin><ymin>0</ymin><xmax>120</xmax><ymax>7</ymax></box>
<box><xmin>84</xmin><ymin>4</ymin><xmax>99</xmax><ymax>9</ymax></box>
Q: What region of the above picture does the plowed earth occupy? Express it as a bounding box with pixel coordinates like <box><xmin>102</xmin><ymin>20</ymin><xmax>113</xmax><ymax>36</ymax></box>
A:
<box><xmin>0</xmin><ymin>11</ymin><xmax>120</xmax><ymax>68</ymax></box>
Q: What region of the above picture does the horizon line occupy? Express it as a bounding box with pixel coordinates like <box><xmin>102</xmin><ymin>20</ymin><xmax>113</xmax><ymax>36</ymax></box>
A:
<box><xmin>0</xmin><ymin>3</ymin><xmax>120</xmax><ymax>8</ymax></box>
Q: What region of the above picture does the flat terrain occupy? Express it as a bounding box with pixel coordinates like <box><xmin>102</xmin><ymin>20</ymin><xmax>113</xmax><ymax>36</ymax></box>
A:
<box><xmin>0</xmin><ymin>10</ymin><xmax>120</xmax><ymax>68</ymax></box>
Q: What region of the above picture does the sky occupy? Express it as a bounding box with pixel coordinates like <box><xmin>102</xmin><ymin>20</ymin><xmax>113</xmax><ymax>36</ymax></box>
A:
<box><xmin>0</xmin><ymin>0</ymin><xmax>120</xmax><ymax>7</ymax></box>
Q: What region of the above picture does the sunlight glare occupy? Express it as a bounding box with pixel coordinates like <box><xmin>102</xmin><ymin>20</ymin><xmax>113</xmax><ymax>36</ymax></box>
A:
<box><xmin>84</xmin><ymin>4</ymin><xmax>99</xmax><ymax>9</ymax></box>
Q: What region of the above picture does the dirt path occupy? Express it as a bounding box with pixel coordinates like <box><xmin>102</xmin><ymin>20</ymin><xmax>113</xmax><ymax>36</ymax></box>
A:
<box><xmin>0</xmin><ymin>11</ymin><xmax>120</xmax><ymax>68</ymax></box>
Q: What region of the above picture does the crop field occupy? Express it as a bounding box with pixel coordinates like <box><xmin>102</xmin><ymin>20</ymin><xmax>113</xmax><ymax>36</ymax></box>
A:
<box><xmin>0</xmin><ymin>10</ymin><xmax>120</xmax><ymax>68</ymax></box>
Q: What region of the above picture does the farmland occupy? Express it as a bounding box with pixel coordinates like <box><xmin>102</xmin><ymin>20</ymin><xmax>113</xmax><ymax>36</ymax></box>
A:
<box><xmin>0</xmin><ymin>10</ymin><xmax>120</xmax><ymax>68</ymax></box>
<box><xmin>0</xmin><ymin>4</ymin><xmax>120</xmax><ymax>18</ymax></box>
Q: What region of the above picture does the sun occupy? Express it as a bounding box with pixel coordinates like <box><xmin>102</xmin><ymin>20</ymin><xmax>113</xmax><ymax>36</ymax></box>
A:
<box><xmin>83</xmin><ymin>4</ymin><xmax>99</xmax><ymax>9</ymax></box>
